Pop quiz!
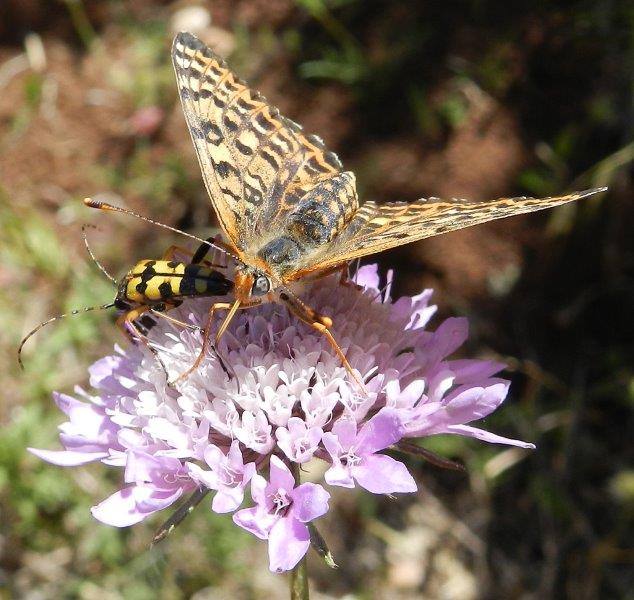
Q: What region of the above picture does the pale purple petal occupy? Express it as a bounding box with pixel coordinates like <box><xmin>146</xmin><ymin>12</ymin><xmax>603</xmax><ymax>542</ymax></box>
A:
<box><xmin>276</xmin><ymin>418</ymin><xmax>322</xmax><ymax>463</ymax></box>
<box><xmin>449</xmin><ymin>359</ymin><xmax>506</xmax><ymax>383</ymax></box>
<box><xmin>124</xmin><ymin>451</ymin><xmax>183</xmax><ymax>486</ymax></box>
<box><xmin>226</xmin><ymin>440</ymin><xmax>245</xmax><ymax>470</ymax></box>
<box><xmin>329</xmin><ymin>419</ymin><xmax>357</xmax><ymax>448</ymax></box>
<box><xmin>28</xmin><ymin>447</ymin><xmax>108</xmax><ymax>466</ymax></box>
<box><xmin>355</xmin><ymin>264</ymin><xmax>380</xmax><ymax>291</ymax></box>
<box><xmin>212</xmin><ymin>486</ymin><xmax>246</xmax><ymax>513</ymax></box>
<box><xmin>268</xmin><ymin>517</ymin><xmax>310</xmax><ymax>573</ymax></box>
<box><xmin>445</xmin><ymin>424</ymin><xmax>536</xmax><ymax>449</ymax></box>
<box><xmin>385</xmin><ymin>379</ymin><xmax>426</xmax><ymax>410</ymax></box>
<box><xmin>233</xmin><ymin>506</ymin><xmax>274</xmax><ymax>540</ymax></box>
<box><xmin>203</xmin><ymin>443</ymin><xmax>225</xmax><ymax>470</ymax></box>
<box><xmin>417</xmin><ymin>317</ymin><xmax>469</xmax><ymax>366</ymax></box>
<box><xmin>185</xmin><ymin>461</ymin><xmax>218</xmax><ymax>489</ymax></box>
<box><xmin>324</xmin><ymin>461</ymin><xmax>355</xmax><ymax>488</ymax></box>
<box><xmin>135</xmin><ymin>486</ymin><xmax>185</xmax><ymax>513</ymax></box>
<box><xmin>249</xmin><ymin>473</ymin><xmax>268</xmax><ymax>508</ymax></box>
<box><xmin>91</xmin><ymin>485</ymin><xmax>183</xmax><ymax>527</ymax></box>
<box><xmin>291</xmin><ymin>482</ymin><xmax>330</xmax><ymax>522</ymax></box>
<box><xmin>356</xmin><ymin>408</ymin><xmax>404</xmax><ymax>455</ymax></box>
<box><xmin>353</xmin><ymin>454</ymin><xmax>417</xmax><ymax>494</ymax></box>
<box><xmin>91</xmin><ymin>489</ymin><xmax>146</xmax><ymax>527</ymax></box>
<box><xmin>321</xmin><ymin>431</ymin><xmax>342</xmax><ymax>460</ymax></box>
<box><xmin>441</xmin><ymin>380</ymin><xmax>510</xmax><ymax>423</ymax></box>
<box><xmin>268</xmin><ymin>455</ymin><xmax>294</xmax><ymax>492</ymax></box>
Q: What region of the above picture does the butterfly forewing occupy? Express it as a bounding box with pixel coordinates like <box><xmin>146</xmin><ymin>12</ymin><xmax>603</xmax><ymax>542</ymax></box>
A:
<box><xmin>172</xmin><ymin>32</ymin><xmax>347</xmax><ymax>257</ymax></box>
<box><xmin>287</xmin><ymin>188</ymin><xmax>606</xmax><ymax>279</ymax></box>
<box><xmin>173</xmin><ymin>33</ymin><xmax>605</xmax><ymax>286</ymax></box>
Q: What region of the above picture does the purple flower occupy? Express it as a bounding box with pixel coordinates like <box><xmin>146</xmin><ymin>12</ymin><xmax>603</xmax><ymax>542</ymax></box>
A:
<box><xmin>233</xmin><ymin>456</ymin><xmax>330</xmax><ymax>572</ymax></box>
<box><xmin>91</xmin><ymin>451</ymin><xmax>194</xmax><ymax>527</ymax></box>
<box><xmin>322</xmin><ymin>408</ymin><xmax>417</xmax><ymax>494</ymax></box>
<box><xmin>186</xmin><ymin>440</ymin><xmax>256</xmax><ymax>513</ymax></box>
<box><xmin>275</xmin><ymin>417</ymin><xmax>322</xmax><ymax>463</ymax></box>
<box><xmin>32</xmin><ymin>263</ymin><xmax>535</xmax><ymax>571</ymax></box>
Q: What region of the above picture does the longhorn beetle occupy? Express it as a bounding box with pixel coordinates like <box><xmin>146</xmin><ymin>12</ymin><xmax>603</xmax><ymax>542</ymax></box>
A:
<box><xmin>18</xmin><ymin>199</ymin><xmax>234</xmax><ymax>384</ymax></box>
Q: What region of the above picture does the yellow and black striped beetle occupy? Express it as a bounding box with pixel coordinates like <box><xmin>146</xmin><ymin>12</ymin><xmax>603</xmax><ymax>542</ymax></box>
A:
<box><xmin>18</xmin><ymin>201</ymin><xmax>234</xmax><ymax>383</ymax></box>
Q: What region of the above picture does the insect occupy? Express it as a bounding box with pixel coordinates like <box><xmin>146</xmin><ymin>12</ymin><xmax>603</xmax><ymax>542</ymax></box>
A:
<box><xmin>163</xmin><ymin>31</ymin><xmax>608</xmax><ymax>389</ymax></box>
<box><xmin>18</xmin><ymin>224</ymin><xmax>233</xmax><ymax>379</ymax></box>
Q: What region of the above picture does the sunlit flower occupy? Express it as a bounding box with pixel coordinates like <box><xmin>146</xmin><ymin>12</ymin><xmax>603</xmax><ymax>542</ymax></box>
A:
<box><xmin>31</xmin><ymin>264</ymin><xmax>533</xmax><ymax>572</ymax></box>
<box><xmin>233</xmin><ymin>455</ymin><xmax>330</xmax><ymax>572</ymax></box>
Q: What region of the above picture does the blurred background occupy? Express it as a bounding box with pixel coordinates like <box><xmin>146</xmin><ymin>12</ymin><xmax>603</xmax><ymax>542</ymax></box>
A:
<box><xmin>0</xmin><ymin>1</ymin><xmax>632</xmax><ymax>598</ymax></box>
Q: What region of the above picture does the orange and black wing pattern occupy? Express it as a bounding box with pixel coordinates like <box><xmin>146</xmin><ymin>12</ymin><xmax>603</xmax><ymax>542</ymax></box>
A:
<box><xmin>288</xmin><ymin>188</ymin><xmax>607</xmax><ymax>279</ymax></box>
<box><xmin>172</xmin><ymin>32</ymin><xmax>350</xmax><ymax>256</ymax></box>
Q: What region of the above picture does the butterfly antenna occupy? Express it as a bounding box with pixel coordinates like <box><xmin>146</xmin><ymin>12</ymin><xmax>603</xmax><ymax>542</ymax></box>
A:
<box><xmin>84</xmin><ymin>198</ymin><xmax>239</xmax><ymax>262</ymax></box>
<box><xmin>18</xmin><ymin>302</ymin><xmax>116</xmax><ymax>369</ymax></box>
<box><xmin>82</xmin><ymin>224</ymin><xmax>118</xmax><ymax>286</ymax></box>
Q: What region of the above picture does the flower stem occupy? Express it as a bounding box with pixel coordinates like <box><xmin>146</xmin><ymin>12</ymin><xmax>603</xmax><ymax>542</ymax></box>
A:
<box><xmin>289</xmin><ymin>461</ymin><xmax>309</xmax><ymax>599</ymax></box>
<box><xmin>290</xmin><ymin>555</ymin><xmax>309</xmax><ymax>600</ymax></box>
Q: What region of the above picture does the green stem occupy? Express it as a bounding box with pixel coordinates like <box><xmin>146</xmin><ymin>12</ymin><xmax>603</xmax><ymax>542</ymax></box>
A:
<box><xmin>290</xmin><ymin>555</ymin><xmax>309</xmax><ymax>600</ymax></box>
<box><xmin>62</xmin><ymin>0</ymin><xmax>96</xmax><ymax>48</ymax></box>
<box><xmin>289</xmin><ymin>462</ymin><xmax>309</xmax><ymax>599</ymax></box>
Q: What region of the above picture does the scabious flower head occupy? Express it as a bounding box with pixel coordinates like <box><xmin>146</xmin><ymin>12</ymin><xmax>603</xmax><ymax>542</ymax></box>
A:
<box><xmin>31</xmin><ymin>264</ymin><xmax>533</xmax><ymax>572</ymax></box>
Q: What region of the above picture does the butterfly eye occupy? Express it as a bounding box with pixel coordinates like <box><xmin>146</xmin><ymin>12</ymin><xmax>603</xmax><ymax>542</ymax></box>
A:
<box><xmin>251</xmin><ymin>275</ymin><xmax>271</xmax><ymax>296</ymax></box>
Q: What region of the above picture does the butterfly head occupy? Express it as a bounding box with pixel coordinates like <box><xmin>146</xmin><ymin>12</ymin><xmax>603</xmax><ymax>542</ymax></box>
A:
<box><xmin>234</xmin><ymin>265</ymin><xmax>274</xmax><ymax>303</ymax></box>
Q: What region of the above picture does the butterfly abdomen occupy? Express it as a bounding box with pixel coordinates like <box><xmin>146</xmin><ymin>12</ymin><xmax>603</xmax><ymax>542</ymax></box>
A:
<box><xmin>288</xmin><ymin>172</ymin><xmax>358</xmax><ymax>245</ymax></box>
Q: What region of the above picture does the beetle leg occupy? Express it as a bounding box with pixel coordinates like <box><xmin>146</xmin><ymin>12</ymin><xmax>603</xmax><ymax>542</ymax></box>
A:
<box><xmin>170</xmin><ymin>299</ymin><xmax>261</xmax><ymax>385</ymax></box>
<box><xmin>160</xmin><ymin>239</ymin><xmax>226</xmax><ymax>268</ymax></box>
<box><xmin>149</xmin><ymin>308</ymin><xmax>202</xmax><ymax>332</ymax></box>
<box><xmin>169</xmin><ymin>301</ymin><xmax>233</xmax><ymax>385</ymax></box>
<box><xmin>117</xmin><ymin>306</ymin><xmax>170</xmax><ymax>382</ymax></box>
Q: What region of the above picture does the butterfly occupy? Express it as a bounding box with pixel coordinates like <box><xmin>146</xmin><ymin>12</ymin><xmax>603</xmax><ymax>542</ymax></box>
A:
<box><xmin>171</xmin><ymin>31</ymin><xmax>606</xmax><ymax>389</ymax></box>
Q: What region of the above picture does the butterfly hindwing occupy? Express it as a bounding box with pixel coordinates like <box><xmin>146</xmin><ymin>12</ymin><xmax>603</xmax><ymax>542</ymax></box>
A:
<box><xmin>172</xmin><ymin>32</ymin><xmax>347</xmax><ymax>256</ymax></box>
<box><xmin>287</xmin><ymin>189</ymin><xmax>606</xmax><ymax>279</ymax></box>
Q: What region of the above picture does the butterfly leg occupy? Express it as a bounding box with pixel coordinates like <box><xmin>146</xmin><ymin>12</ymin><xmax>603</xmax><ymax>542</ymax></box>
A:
<box><xmin>171</xmin><ymin>298</ymin><xmax>265</xmax><ymax>384</ymax></box>
<box><xmin>335</xmin><ymin>263</ymin><xmax>364</xmax><ymax>289</ymax></box>
<box><xmin>280</xmin><ymin>293</ymin><xmax>367</xmax><ymax>394</ymax></box>
<box><xmin>300</xmin><ymin>263</ymin><xmax>362</xmax><ymax>290</ymax></box>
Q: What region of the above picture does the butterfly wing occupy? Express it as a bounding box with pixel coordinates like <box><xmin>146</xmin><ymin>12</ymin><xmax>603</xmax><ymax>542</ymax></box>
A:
<box><xmin>172</xmin><ymin>32</ymin><xmax>346</xmax><ymax>256</ymax></box>
<box><xmin>286</xmin><ymin>188</ymin><xmax>607</xmax><ymax>279</ymax></box>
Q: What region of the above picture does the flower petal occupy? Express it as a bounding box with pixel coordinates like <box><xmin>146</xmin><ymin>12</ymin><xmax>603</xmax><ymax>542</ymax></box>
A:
<box><xmin>291</xmin><ymin>482</ymin><xmax>330</xmax><ymax>523</ymax></box>
<box><xmin>324</xmin><ymin>462</ymin><xmax>355</xmax><ymax>488</ymax></box>
<box><xmin>353</xmin><ymin>454</ymin><xmax>417</xmax><ymax>494</ymax></box>
<box><xmin>233</xmin><ymin>506</ymin><xmax>275</xmax><ymax>540</ymax></box>
<box><xmin>356</xmin><ymin>408</ymin><xmax>404</xmax><ymax>454</ymax></box>
<box><xmin>268</xmin><ymin>455</ymin><xmax>295</xmax><ymax>492</ymax></box>
<box><xmin>28</xmin><ymin>447</ymin><xmax>108</xmax><ymax>466</ymax></box>
<box><xmin>91</xmin><ymin>485</ymin><xmax>182</xmax><ymax>527</ymax></box>
<box><xmin>445</xmin><ymin>424</ymin><xmax>536</xmax><ymax>449</ymax></box>
<box><xmin>268</xmin><ymin>517</ymin><xmax>310</xmax><ymax>573</ymax></box>
<box><xmin>212</xmin><ymin>486</ymin><xmax>245</xmax><ymax>513</ymax></box>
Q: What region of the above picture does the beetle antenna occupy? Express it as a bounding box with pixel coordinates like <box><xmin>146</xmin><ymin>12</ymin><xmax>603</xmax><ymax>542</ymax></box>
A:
<box><xmin>83</xmin><ymin>198</ymin><xmax>239</xmax><ymax>262</ymax></box>
<box><xmin>82</xmin><ymin>224</ymin><xmax>118</xmax><ymax>286</ymax></box>
<box><xmin>18</xmin><ymin>302</ymin><xmax>116</xmax><ymax>369</ymax></box>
